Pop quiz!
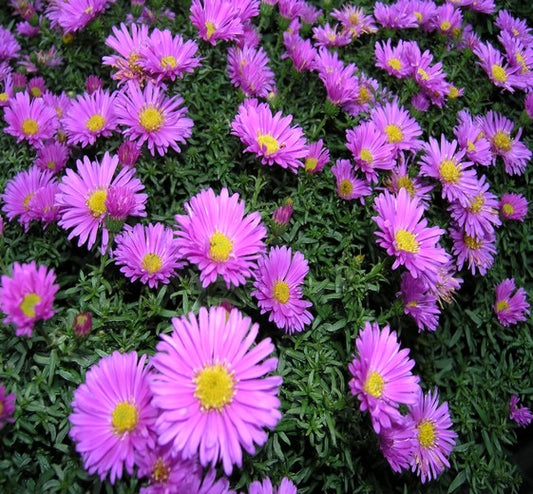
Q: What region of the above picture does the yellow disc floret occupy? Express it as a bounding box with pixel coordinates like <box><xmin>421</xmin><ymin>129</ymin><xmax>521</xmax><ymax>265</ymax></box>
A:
<box><xmin>417</xmin><ymin>419</ymin><xmax>436</xmax><ymax>448</ymax></box>
<box><xmin>20</xmin><ymin>293</ymin><xmax>41</xmax><ymax>318</ymax></box>
<box><xmin>272</xmin><ymin>280</ymin><xmax>290</xmax><ymax>304</ymax></box>
<box><xmin>257</xmin><ymin>133</ymin><xmax>280</xmax><ymax>155</ymax></box>
<box><xmin>22</xmin><ymin>118</ymin><xmax>39</xmax><ymax>136</ymax></box>
<box><xmin>395</xmin><ymin>229</ymin><xmax>419</xmax><ymax>253</ymax></box>
<box><xmin>87</xmin><ymin>189</ymin><xmax>108</xmax><ymax>217</ymax></box>
<box><xmin>139</xmin><ymin>106</ymin><xmax>164</xmax><ymax>132</ymax></box>
<box><xmin>86</xmin><ymin>114</ymin><xmax>105</xmax><ymax>133</ymax></box>
<box><xmin>209</xmin><ymin>231</ymin><xmax>233</xmax><ymax>262</ymax></box>
<box><xmin>142</xmin><ymin>253</ymin><xmax>163</xmax><ymax>274</ymax></box>
<box><xmin>364</xmin><ymin>371</ymin><xmax>384</xmax><ymax>398</ymax></box>
<box><xmin>194</xmin><ymin>363</ymin><xmax>235</xmax><ymax>411</ymax></box>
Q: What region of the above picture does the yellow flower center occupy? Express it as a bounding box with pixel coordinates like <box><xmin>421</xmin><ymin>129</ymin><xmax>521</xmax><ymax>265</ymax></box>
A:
<box><xmin>257</xmin><ymin>132</ymin><xmax>280</xmax><ymax>155</ymax></box>
<box><xmin>23</xmin><ymin>193</ymin><xmax>35</xmax><ymax>210</ymax></box>
<box><xmin>142</xmin><ymin>253</ymin><xmax>163</xmax><ymax>274</ymax></box>
<box><xmin>363</xmin><ymin>371</ymin><xmax>384</xmax><ymax>398</ymax></box>
<box><xmin>359</xmin><ymin>149</ymin><xmax>373</xmax><ymax>164</ymax></box>
<box><xmin>358</xmin><ymin>86</ymin><xmax>371</xmax><ymax>104</ymax></box>
<box><xmin>385</xmin><ymin>124</ymin><xmax>403</xmax><ymax>143</ymax></box>
<box><xmin>305</xmin><ymin>157</ymin><xmax>318</xmax><ymax>172</ymax></box>
<box><xmin>387</xmin><ymin>58</ymin><xmax>402</xmax><ymax>70</ymax></box>
<box><xmin>87</xmin><ymin>189</ymin><xmax>107</xmax><ymax>217</ymax></box>
<box><xmin>62</xmin><ymin>33</ymin><xmax>74</xmax><ymax>44</ymax></box>
<box><xmin>205</xmin><ymin>21</ymin><xmax>216</xmax><ymax>39</ymax></box>
<box><xmin>439</xmin><ymin>160</ymin><xmax>460</xmax><ymax>184</ymax></box>
<box><xmin>349</xmin><ymin>13</ymin><xmax>360</xmax><ymax>24</ymax></box>
<box><xmin>272</xmin><ymin>280</ymin><xmax>290</xmax><ymax>304</ymax></box>
<box><xmin>111</xmin><ymin>401</ymin><xmax>139</xmax><ymax>434</ymax></box>
<box><xmin>139</xmin><ymin>106</ymin><xmax>164</xmax><ymax>132</ymax></box>
<box><xmin>407</xmin><ymin>300</ymin><xmax>418</xmax><ymax>307</ymax></box>
<box><xmin>0</xmin><ymin>92</ymin><xmax>9</xmax><ymax>102</ymax></box>
<box><xmin>20</xmin><ymin>293</ymin><xmax>41</xmax><ymax>317</ymax></box>
<box><xmin>463</xmin><ymin>234</ymin><xmax>481</xmax><ymax>249</ymax></box>
<box><xmin>397</xmin><ymin>176</ymin><xmax>415</xmax><ymax>197</ymax></box>
<box><xmin>152</xmin><ymin>457</ymin><xmax>170</xmax><ymax>484</ymax></box>
<box><xmin>417</xmin><ymin>419</ymin><xmax>436</xmax><ymax>448</ymax></box>
<box><xmin>86</xmin><ymin>114</ymin><xmax>105</xmax><ymax>132</ymax></box>
<box><xmin>468</xmin><ymin>194</ymin><xmax>485</xmax><ymax>213</ymax></box>
<box><xmin>502</xmin><ymin>203</ymin><xmax>515</xmax><ymax>215</ymax></box>
<box><xmin>194</xmin><ymin>363</ymin><xmax>235</xmax><ymax>411</ymax></box>
<box><xmin>448</xmin><ymin>86</ymin><xmax>459</xmax><ymax>99</ymax></box>
<box><xmin>339</xmin><ymin>179</ymin><xmax>353</xmax><ymax>198</ymax></box>
<box><xmin>467</xmin><ymin>140</ymin><xmax>476</xmax><ymax>152</ymax></box>
<box><xmin>22</xmin><ymin>118</ymin><xmax>39</xmax><ymax>136</ymax></box>
<box><xmin>492</xmin><ymin>131</ymin><xmax>512</xmax><ymax>152</ymax></box>
<box><xmin>452</xmin><ymin>27</ymin><xmax>461</xmax><ymax>37</ymax></box>
<box><xmin>417</xmin><ymin>68</ymin><xmax>429</xmax><ymax>80</ymax></box>
<box><xmin>414</xmin><ymin>11</ymin><xmax>423</xmax><ymax>22</ymax></box>
<box><xmin>491</xmin><ymin>64</ymin><xmax>508</xmax><ymax>83</ymax></box>
<box><xmin>83</xmin><ymin>5</ymin><xmax>94</xmax><ymax>14</ymax></box>
<box><xmin>30</xmin><ymin>86</ymin><xmax>42</xmax><ymax>98</ymax></box>
<box><xmin>395</xmin><ymin>229</ymin><xmax>419</xmax><ymax>253</ymax></box>
<box><xmin>496</xmin><ymin>300</ymin><xmax>509</xmax><ymax>312</ymax></box>
<box><xmin>161</xmin><ymin>55</ymin><xmax>177</xmax><ymax>69</ymax></box>
<box><xmin>209</xmin><ymin>231</ymin><xmax>233</xmax><ymax>262</ymax></box>
<box><xmin>440</xmin><ymin>20</ymin><xmax>451</xmax><ymax>31</ymax></box>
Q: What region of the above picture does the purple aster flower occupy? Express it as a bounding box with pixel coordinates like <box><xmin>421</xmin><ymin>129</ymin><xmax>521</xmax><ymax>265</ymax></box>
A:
<box><xmin>0</xmin><ymin>261</ymin><xmax>59</xmax><ymax>337</ymax></box>
<box><xmin>174</xmin><ymin>187</ymin><xmax>266</xmax><ymax>288</ymax></box>
<box><xmin>282</xmin><ymin>31</ymin><xmax>317</xmax><ymax>72</ymax></box>
<box><xmin>331</xmin><ymin>159</ymin><xmax>372</xmax><ymax>202</ymax></box>
<box><xmin>115</xmin><ymin>81</ymin><xmax>193</xmax><ymax>157</ymax></box>
<box><xmin>69</xmin><ymin>351</ymin><xmax>157</xmax><ymax>484</ymax></box>
<box><xmin>375</xmin><ymin>39</ymin><xmax>411</xmax><ymax>78</ymax></box>
<box><xmin>231</xmin><ymin>98</ymin><xmax>307</xmax><ymax>172</ymax></box>
<box><xmin>378</xmin><ymin>417</ymin><xmax>416</xmax><ymax>473</ymax></box>
<box><xmin>0</xmin><ymin>383</ymin><xmax>16</xmax><ymax>430</ymax></box>
<box><xmin>453</xmin><ymin>110</ymin><xmax>492</xmax><ymax>166</ymax></box>
<box><xmin>73</xmin><ymin>312</ymin><xmax>92</xmax><ymax>336</ymax></box>
<box><xmin>27</xmin><ymin>179</ymin><xmax>60</xmax><ymax>228</ymax></box>
<box><xmin>494</xmin><ymin>278</ymin><xmax>530</xmax><ymax>327</ymax></box>
<box><xmin>251</xmin><ymin>245</ymin><xmax>313</xmax><ymax>334</ymax></box>
<box><xmin>113</xmin><ymin>223</ymin><xmax>184</xmax><ymax>288</ymax></box>
<box><xmin>227</xmin><ymin>44</ymin><xmax>275</xmax><ymax>98</ymax></box>
<box><xmin>349</xmin><ymin>322</ymin><xmax>420</xmax><ymax>433</ymax></box>
<box><xmin>312</xmin><ymin>23</ymin><xmax>352</xmax><ymax>48</ymax></box>
<box><xmin>56</xmin><ymin>152</ymin><xmax>147</xmax><ymax>252</ymax></box>
<box><xmin>331</xmin><ymin>4</ymin><xmax>377</xmax><ymax>37</ymax></box>
<box><xmin>190</xmin><ymin>0</ymin><xmax>244</xmax><ymax>45</ymax></box>
<box><xmin>449</xmin><ymin>225</ymin><xmax>496</xmax><ymax>276</ymax></box>
<box><xmin>85</xmin><ymin>75</ymin><xmax>103</xmax><ymax>94</ymax></box>
<box><xmin>495</xmin><ymin>10</ymin><xmax>533</xmax><ymax>45</ymax></box>
<box><xmin>27</xmin><ymin>76</ymin><xmax>46</xmax><ymax>98</ymax></box>
<box><xmin>34</xmin><ymin>141</ymin><xmax>70</xmax><ymax>174</ymax></box>
<box><xmin>408</xmin><ymin>388</ymin><xmax>457</xmax><ymax>483</ymax></box>
<box><xmin>509</xmin><ymin>395</ymin><xmax>533</xmax><ymax>427</ymax></box>
<box><xmin>117</xmin><ymin>140</ymin><xmax>142</xmax><ymax>168</ymax></box>
<box><xmin>272</xmin><ymin>200</ymin><xmax>293</xmax><ymax>226</ymax></box>
<box><xmin>374</xmin><ymin>1</ymin><xmax>419</xmax><ymax>29</ymax></box>
<box><xmin>398</xmin><ymin>272</ymin><xmax>440</xmax><ymax>332</ymax></box>
<box><xmin>0</xmin><ymin>25</ymin><xmax>21</xmax><ymax>61</ymax></box>
<box><xmin>149</xmin><ymin>306</ymin><xmax>282</xmax><ymax>475</ymax></box>
<box><xmin>249</xmin><ymin>476</ymin><xmax>297</xmax><ymax>494</ymax></box>
<box><xmin>45</xmin><ymin>0</ymin><xmax>113</xmax><ymax>34</ymax></box>
<box><xmin>499</xmin><ymin>192</ymin><xmax>528</xmax><ymax>221</ymax></box>
<box><xmin>304</xmin><ymin>139</ymin><xmax>330</xmax><ymax>173</ymax></box>
<box><xmin>0</xmin><ymin>73</ymin><xmax>14</xmax><ymax>108</ymax></box>
<box><xmin>317</xmin><ymin>61</ymin><xmax>360</xmax><ymax>112</ymax></box>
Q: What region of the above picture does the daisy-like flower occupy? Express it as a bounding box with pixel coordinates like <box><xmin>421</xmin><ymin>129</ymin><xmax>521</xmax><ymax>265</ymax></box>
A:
<box><xmin>346</xmin><ymin>121</ymin><xmax>395</xmax><ymax>183</ymax></box>
<box><xmin>509</xmin><ymin>395</ymin><xmax>533</xmax><ymax>427</ymax></box>
<box><xmin>231</xmin><ymin>98</ymin><xmax>307</xmax><ymax>172</ymax></box>
<box><xmin>432</xmin><ymin>3</ymin><xmax>462</xmax><ymax>36</ymax></box>
<box><xmin>370</xmin><ymin>100</ymin><xmax>422</xmax><ymax>156</ymax></box>
<box><xmin>453</xmin><ymin>110</ymin><xmax>492</xmax><ymax>166</ymax></box>
<box><xmin>190</xmin><ymin>0</ymin><xmax>244</xmax><ymax>45</ymax></box>
<box><xmin>398</xmin><ymin>272</ymin><xmax>440</xmax><ymax>332</ymax></box>
<box><xmin>408</xmin><ymin>388</ymin><xmax>457</xmax><ymax>483</ymax></box>
<box><xmin>69</xmin><ymin>351</ymin><xmax>157</xmax><ymax>484</ymax></box>
<box><xmin>374</xmin><ymin>1</ymin><xmax>418</xmax><ymax>30</ymax></box>
<box><xmin>0</xmin><ymin>383</ymin><xmax>16</xmax><ymax>430</ymax></box>
<box><xmin>378</xmin><ymin>417</ymin><xmax>416</xmax><ymax>473</ymax></box>
<box><xmin>372</xmin><ymin>188</ymin><xmax>448</xmax><ymax>284</ymax></box>
<box><xmin>27</xmin><ymin>76</ymin><xmax>46</xmax><ymax>98</ymax></box>
<box><xmin>249</xmin><ymin>476</ymin><xmax>297</xmax><ymax>494</ymax></box>
<box><xmin>499</xmin><ymin>192</ymin><xmax>528</xmax><ymax>221</ymax></box>
<box><xmin>3</xmin><ymin>91</ymin><xmax>58</xmax><ymax>147</ymax></box>
<box><xmin>349</xmin><ymin>322</ymin><xmax>420</xmax><ymax>433</ymax></box>
<box><xmin>251</xmin><ymin>246</ymin><xmax>313</xmax><ymax>334</ymax></box>
<box><xmin>375</xmin><ymin>39</ymin><xmax>410</xmax><ymax>78</ymax></box>
<box><xmin>141</xmin><ymin>28</ymin><xmax>202</xmax><ymax>83</ymax></box>
<box><xmin>175</xmin><ymin>187</ymin><xmax>266</xmax><ymax>288</ymax></box>
<box><xmin>346</xmin><ymin>73</ymin><xmax>380</xmax><ymax>117</ymax></box>
<box><xmin>479</xmin><ymin>110</ymin><xmax>531</xmax><ymax>176</ymax></box>
<box><xmin>495</xmin><ymin>10</ymin><xmax>533</xmax><ymax>44</ymax></box>
<box><xmin>34</xmin><ymin>141</ymin><xmax>70</xmax><ymax>174</ymax></box>
<box><xmin>0</xmin><ymin>25</ymin><xmax>21</xmax><ymax>61</ymax></box>
<box><xmin>0</xmin><ymin>261</ymin><xmax>59</xmax><ymax>337</ymax></box>
<box><xmin>85</xmin><ymin>75</ymin><xmax>103</xmax><ymax>94</ymax></box>
<box><xmin>312</xmin><ymin>22</ymin><xmax>352</xmax><ymax>48</ymax></box>
<box><xmin>45</xmin><ymin>0</ymin><xmax>113</xmax><ymax>34</ymax></box>
<box><xmin>272</xmin><ymin>200</ymin><xmax>293</xmax><ymax>227</ymax></box>
<box><xmin>331</xmin><ymin>4</ymin><xmax>378</xmax><ymax>37</ymax></box>
<box><xmin>63</xmin><ymin>89</ymin><xmax>118</xmax><ymax>147</ymax></box>
<box><xmin>150</xmin><ymin>306</ymin><xmax>282</xmax><ymax>475</ymax></box>
<box><xmin>0</xmin><ymin>73</ymin><xmax>14</xmax><ymax>108</ymax></box>
<box><xmin>227</xmin><ymin>44</ymin><xmax>275</xmax><ymax>98</ymax></box>
<box><xmin>493</xmin><ymin>278</ymin><xmax>530</xmax><ymax>327</ymax></box>
<box><xmin>317</xmin><ymin>61</ymin><xmax>360</xmax><ymax>113</ymax></box>
<box><xmin>418</xmin><ymin>135</ymin><xmax>479</xmax><ymax>207</ymax></box>
<box><xmin>331</xmin><ymin>159</ymin><xmax>372</xmax><ymax>202</ymax></box>
<box><xmin>304</xmin><ymin>139</ymin><xmax>330</xmax><ymax>173</ymax></box>
<box><xmin>1</xmin><ymin>165</ymin><xmax>57</xmax><ymax>231</ymax></box>
<box><xmin>115</xmin><ymin>81</ymin><xmax>193</xmax><ymax>157</ymax></box>
<box><xmin>449</xmin><ymin>226</ymin><xmax>496</xmax><ymax>276</ymax></box>
<box><xmin>56</xmin><ymin>152</ymin><xmax>147</xmax><ymax>252</ymax></box>
<box><xmin>113</xmin><ymin>223</ymin><xmax>185</xmax><ymax>288</ymax></box>
<box><xmin>282</xmin><ymin>32</ymin><xmax>317</xmax><ymax>72</ymax></box>
<box><xmin>28</xmin><ymin>180</ymin><xmax>60</xmax><ymax>228</ymax></box>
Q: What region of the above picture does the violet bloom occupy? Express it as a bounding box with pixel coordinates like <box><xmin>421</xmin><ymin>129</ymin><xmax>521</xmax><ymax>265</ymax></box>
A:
<box><xmin>398</xmin><ymin>272</ymin><xmax>440</xmax><ymax>332</ymax></box>
<box><xmin>509</xmin><ymin>395</ymin><xmax>533</xmax><ymax>427</ymax></box>
<box><xmin>499</xmin><ymin>193</ymin><xmax>528</xmax><ymax>221</ymax></box>
<box><xmin>227</xmin><ymin>44</ymin><xmax>275</xmax><ymax>98</ymax></box>
<box><xmin>331</xmin><ymin>159</ymin><xmax>372</xmax><ymax>202</ymax></box>
<box><xmin>304</xmin><ymin>139</ymin><xmax>330</xmax><ymax>173</ymax></box>
<box><xmin>190</xmin><ymin>0</ymin><xmax>244</xmax><ymax>45</ymax></box>
<box><xmin>0</xmin><ymin>383</ymin><xmax>16</xmax><ymax>430</ymax></box>
<box><xmin>494</xmin><ymin>278</ymin><xmax>530</xmax><ymax>327</ymax></box>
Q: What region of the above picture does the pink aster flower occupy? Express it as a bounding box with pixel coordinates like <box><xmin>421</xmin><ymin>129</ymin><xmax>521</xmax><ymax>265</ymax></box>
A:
<box><xmin>27</xmin><ymin>76</ymin><xmax>46</xmax><ymax>98</ymax></box>
<box><xmin>346</xmin><ymin>121</ymin><xmax>396</xmax><ymax>183</ymax></box>
<box><xmin>0</xmin><ymin>73</ymin><xmax>14</xmax><ymax>108</ymax></box>
<box><xmin>3</xmin><ymin>91</ymin><xmax>58</xmax><ymax>147</ymax></box>
<box><xmin>331</xmin><ymin>159</ymin><xmax>372</xmax><ymax>202</ymax></box>
<box><xmin>418</xmin><ymin>135</ymin><xmax>479</xmax><ymax>207</ymax></box>
<box><xmin>85</xmin><ymin>75</ymin><xmax>103</xmax><ymax>94</ymax></box>
<box><xmin>174</xmin><ymin>187</ymin><xmax>266</xmax><ymax>288</ymax></box>
<box><xmin>378</xmin><ymin>417</ymin><xmax>416</xmax><ymax>473</ymax></box>
<box><xmin>479</xmin><ymin>110</ymin><xmax>531</xmax><ymax>176</ymax></box>
<box><xmin>312</xmin><ymin>23</ymin><xmax>352</xmax><ymax>48</ymax></box>
<box><xmin>370</xmin><ymin>100</ymin><xmax>422</xmax><ymax>156</ymax></box>
<box><xmin>431</xmin><ymin>3</ymin><xmax>462</xmax><ymax>36</ymax></box>
<box><xmin>115</xmin><ymin>81</ymin><xmax>193</xmax><ymax>157</ymax></box>
<box><xmin>374</xmin><ymin>1</ymin><xmax>418</xmax><ymax>29</ymax></box>
<box><xmin>398</xmin><ymin>272</ymin><xmax>440</xmax><ymax>332</ymax></box>
<box><xmin>113</xmin><ymin>223</ymin><xmax>184</xmax><ymax>288</ymax></box>
<box><xmin>304</xmin><ymin>139</ymin><xmax>330</xmax><ymax>173</ymax></box>
<box><xmin>453</xmin><ymin>110</ymin><xmax>492</xmax><ymax>166</ymax></box>
<box><xmin>0</xmin><ymin>261</ymin><xmax>59</xmax><ymax>337</ymax></box>
<box><xmin>372</xmin><ymin>188</ymin><xmax>448</xmax><ymax>284</ymax></box>
<box><xmin>27</xmin><ymin>180</ymin><xmax>60</xmax><ymax>228</ymax></box>
<box><xmin>34</xmin><ymin>141</ymin><xmax>70</xmax><ymax>174</ymax></box>
<box><xmin>249</xmin><ymin>477</ymin><xmax>297</xmax><ymax>494</ymax></box>
<box><xmin>45</xmin><ymin>0</ymin><xmax>113</xmax><ymax>34</ymax></box>
<box><xmin>272</xmin><ymin>200</ymin><xmax>293</xmax><ymax>226</ymax></box>
<box><xmin>331</xmin><ymin>4</ymin><xmax>378</xmax><ymax>37</ymax></box>
<box><xmin>383</xmin><ymin>157</ymin><xmax>434</xmax><ymax>208</ymax></box>
<box><xmin>449</xmin><ymin>226</ymin><xmax>496</xmax><ymax>276</ymax></box>
<box><xmin>117</xmin><ymin>140</ymin><xmax>142</xmax><ymax>168</ymax></box>
<box><xmin>0</xmin><ymin>25</ymin><xmax>21</xmax><ymax>61</ymax></box>
<box><xmin>251</xmin><ymin>246</ymin><xmax>313</xmax><ymax>334</ymax></box>
<box><xmin>69</xmin><ymin>351</ymin><xmax>157</xmax><ymax>484</ymax></box>
<box><xmin>141</xmin><ymin>28</ymin><xmax>202</xmax><ymax>83</ymax></box>
<box><xmin>227</xmin><ymin>44</ymin><xmax>275</xmax><ymax>98</ymax></box>
<box><xmin>73</xmin><ymin>311</ymin><xmax>92</xmax><ymax>336</ymax></box>
<box><xmin>375</xmin><ymin>39</ymin><xmax>411</xmax><ymax>78</ymax></box>
<box><xmin>63</xmin><ymin>89</ymin><xmax>118</xmax><ymax>147</ymax></box>
<box><xmin>231</xmin><ymin>98</ymin><xmax>307</xmax><ymax>172</ymax></box>
<box><xmin>509</xmin><ymin>395</ymin><xmax>533</xmax><ymax>427</ymax></box>
<box><xmin>499</xmin><ymin>192</ymin><xmax>528</xmax><ymax>221</ymax></box>
<box><xmin>56</xmin><ymin>152</ymin><xmax>147</xmax><ymax>252</ymax></box>
<box><xmin>408</xmin><ymin>388</ymin><xmax>457</xmax><ymax>483</ymax></box>
<box><xmin>349</xmin><ymin>322</ymin><xmax>420</xmax><ymax>433</ymax></box>
<box><xmin>495</xmin><ymin>10</ymin><xmax>533</xmax><ymax>45</ymax></box>
<box><xmin>282</xmin><ymin>31</ymin><xmax>317</xmax><ymax>72</ymax></box>
<box><xmin>494</xmin><ymin>278</ymin><xmax>530</xmax><ymax>327</ymax></box>
<box><xmin>0</xmin><ymin>383</ymin><xmax>16</xmax><ymax>430</ymax></box>
<box><xmin>317</xmin><ymin>61</ymin><xmax>360</xmax><ymax>113</ymax></box>
<box><xmin>150</xmin><ymin>306</ymin><xmax>282</xmax><ymax>475</ymax></box>
<box><xmin>190</xmin><ymin>0</ymin><xmax>244</xmax><ymax>45</ymax></box>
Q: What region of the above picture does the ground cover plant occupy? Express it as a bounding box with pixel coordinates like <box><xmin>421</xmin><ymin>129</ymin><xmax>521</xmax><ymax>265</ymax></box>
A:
<box><xmin>0</xmin><ymin>0</ymin><xmax>532</xmax><ymax>492</ymax></box>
